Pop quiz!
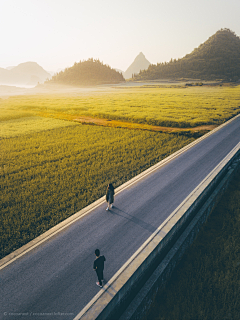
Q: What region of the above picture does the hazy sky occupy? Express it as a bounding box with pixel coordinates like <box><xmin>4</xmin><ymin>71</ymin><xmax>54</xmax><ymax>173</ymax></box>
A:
<box><xmin>1</xmin><ymin>0</ymin><xmax>240</xmax><ymax>72</ymax></box>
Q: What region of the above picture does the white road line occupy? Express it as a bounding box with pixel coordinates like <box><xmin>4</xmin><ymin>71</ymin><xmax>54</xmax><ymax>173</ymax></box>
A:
<box><xmin>1</xmin><ymin>114</ymin><xmax>239</xmax><ymax>270</ymax></box>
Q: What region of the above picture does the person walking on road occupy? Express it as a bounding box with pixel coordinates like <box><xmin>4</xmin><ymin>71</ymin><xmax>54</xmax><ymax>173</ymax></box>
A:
<box><xmin>93</xmin><ymin>249</ymin><xmax>106</xmax><ymax>288</ymax></box>
<box><xmin>106</xmin><ymin>183</ymin><xmax>114</xmax><ymax>211</ymax></box>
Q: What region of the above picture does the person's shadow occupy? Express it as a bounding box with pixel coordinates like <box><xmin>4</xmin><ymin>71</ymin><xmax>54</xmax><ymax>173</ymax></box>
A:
<box><xmin>100</xmin><ymin>279</ymin><xmax>117</xmax><ymax>297</ymax></box>
<box><xmin>110</xmin><ymin>206</ymin><xmax>156</xmax><ymax>233</ymax></box>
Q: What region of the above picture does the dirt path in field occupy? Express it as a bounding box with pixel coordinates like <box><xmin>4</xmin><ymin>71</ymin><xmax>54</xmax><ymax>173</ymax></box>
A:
<box><xmin>73</xmin><ymin>115</ymin><xmax>217</xmax><ymax>133</ymax></box>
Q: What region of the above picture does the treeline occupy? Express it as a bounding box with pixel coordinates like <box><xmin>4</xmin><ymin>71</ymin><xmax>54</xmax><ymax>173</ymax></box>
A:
<box><xmin>135</xmin><ymin>29</ymin><xmax>240</xmax><ymax>82</ymax></box>
<box><xmin>48</xmin><ymin>58</ymin><xmax>125</xmax><ymax>86</ymax></box>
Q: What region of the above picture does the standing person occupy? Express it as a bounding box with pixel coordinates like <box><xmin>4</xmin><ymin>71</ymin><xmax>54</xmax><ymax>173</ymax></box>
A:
<box><xmin>93</xmin><ymin>249</ymin><xmax>106</xmax><ymax>288</ymax></box>
<box><xmin>106</xmin><ymin>183</ymin><xmax>115</xmax><ymax>211</ymax></box>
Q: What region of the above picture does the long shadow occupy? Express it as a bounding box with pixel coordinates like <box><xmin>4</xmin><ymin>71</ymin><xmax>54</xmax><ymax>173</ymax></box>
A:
<box><xmin>100</xmin><ymin>279</ymin><xmax>118</xmax><ymax>298</ymax></box>
<box><xmin>110</xmin><ymin>206</ymin><xmax>156</xmax><ymax>233</ymax></box>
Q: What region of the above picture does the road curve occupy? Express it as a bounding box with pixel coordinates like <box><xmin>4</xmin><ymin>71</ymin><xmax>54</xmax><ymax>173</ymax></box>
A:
<box><xmin>1</xmin><ymin>115</ymin><xmax>240</xmax><ymax>320</ymax></box>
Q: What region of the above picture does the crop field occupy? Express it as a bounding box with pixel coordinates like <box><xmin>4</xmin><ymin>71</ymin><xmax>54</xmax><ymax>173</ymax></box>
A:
<box><xmin>1</xmin><ymin>85</ymin><xmax>240</xmax><ymax>129</ymax></box>
<box><xmin>1</xmin><ymin>85</ymin><xmax>240</xmax><ymax>259</ymax></box>
<box><xmin>0</xmin><ymin>123</ymin><xmax>194</xmax><ymax>259</ymax></box>
<box><xmin>0</xmin><ymin>116</ymin><xmax>78</xmax><ymax>138</ymax></box>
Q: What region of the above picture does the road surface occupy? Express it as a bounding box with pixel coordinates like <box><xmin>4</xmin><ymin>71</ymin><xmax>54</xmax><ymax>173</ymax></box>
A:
<box><xmin>1</xmin><ymin>116</ymin><xmax>240</xmax><ymax>320</ymax></box>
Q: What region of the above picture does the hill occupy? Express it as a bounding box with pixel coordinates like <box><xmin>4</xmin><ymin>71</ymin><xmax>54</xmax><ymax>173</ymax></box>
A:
<box><xmin>123</xmin><ymin>52</ymin><xmax>151</xmax><ymax>79</ymax></box>
<box><xmin>0</xmin><ymin>62</ymin><xmax>51</xmax><ymax>86</ymax></box>
<box><xmin>134</xmin><ymin>29</ymin><xmax>240</xmax><ymax>82</ymax></box>
<box><xmin>48</xmin><ymin>59</ymin><xmax>125</xmax><ymax>86</ymax></box>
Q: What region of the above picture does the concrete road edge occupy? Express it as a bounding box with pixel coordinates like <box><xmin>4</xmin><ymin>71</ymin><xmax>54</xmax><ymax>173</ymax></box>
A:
<box><xmin>1</xmin><ymin>114</ymin><xmax>239</xmax><ymax>271</ymax></box>
<box><xmin>74</xmin><ymin>145</ymin><xmax>240</xmax><ymax>319</ymax></box>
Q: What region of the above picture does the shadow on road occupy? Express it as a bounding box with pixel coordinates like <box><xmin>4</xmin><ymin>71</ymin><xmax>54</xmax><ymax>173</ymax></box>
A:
<box><xmin>110</xmin><ymin>207</ymin><xmax>156</xmax><ymax>233</ymax></box>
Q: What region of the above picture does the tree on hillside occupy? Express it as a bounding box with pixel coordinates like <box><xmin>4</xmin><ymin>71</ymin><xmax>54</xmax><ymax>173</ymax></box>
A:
<box><xmin>47</xmin><ymin>59</ymin><xmax>125</xmax><ymax>86</ymax></box>
<box><xmin>134</xmin><ymin>29</ymin><xmax>240</xmax><ymax>82</ymax></box>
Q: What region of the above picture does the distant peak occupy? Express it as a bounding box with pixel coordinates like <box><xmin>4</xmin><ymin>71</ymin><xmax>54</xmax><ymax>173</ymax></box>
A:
<box><xmin>137</xmin><ymin>52</ymin><xmax>145</xmax><ymax>58</ymax></box>
<box><xmin>123</xmin><ymin>52</ymin><xmax>151</xmax><ymax>79</ymax></box>
<box><xmin>18</xmin><ymin>61</ymin><xmax>39</xmax><ymax>66</ymax></box>
<box><xmin>134</xmin><ymin>52</ymin><xmax>149</xmax><ymax>63</ymax></box>
<box><xmin>133</xmin><ymin>28</ymin><xmax>240</xmax><ymax>82</ymax></box>
<box><xmin>218</xmin><ymin>28</ymin><xmax>236</xmax><ymax>34</ymax></box>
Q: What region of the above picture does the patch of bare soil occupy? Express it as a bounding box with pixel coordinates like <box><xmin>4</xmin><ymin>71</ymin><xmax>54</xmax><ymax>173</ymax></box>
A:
<box><xmin>73</xmin><ymin>116</ymin><xmax>217</xmax><ymax>132</ymax></box>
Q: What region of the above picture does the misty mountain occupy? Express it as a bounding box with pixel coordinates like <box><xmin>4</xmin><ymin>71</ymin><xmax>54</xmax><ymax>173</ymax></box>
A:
<box><xmin>0</xmin><ymin>62</ymin><xmax>51</xmax><ymax>86</ymax></box>
<box><xmin>134</xmin><ymin>29</ymin><xmax>240</xmax><ymax>82</ymax></box>
<box><xmin>47</xmin><ymin>68</ymin><xmax>66</xmax><ymax>77</ymax></box>
<box><xmin>123</xmin><ymin>52</ymin><xmax>151</xmax><ymax>79</ymax></box>
<box><xmin>114</xmin><ymin>68</ymin><xmax>124</xmax><ymax>74</ymax></box>
<box><xmin>48</xmin><ymin>59</ymin><xmax>125</xmax><ymax>86</ymax></box>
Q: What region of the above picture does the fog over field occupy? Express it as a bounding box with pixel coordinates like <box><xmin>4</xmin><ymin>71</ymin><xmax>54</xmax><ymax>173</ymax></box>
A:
<box><xmin>0</xmin><ymin>81</ymin><xmax>181</xmax><ymax>98</ymax></box>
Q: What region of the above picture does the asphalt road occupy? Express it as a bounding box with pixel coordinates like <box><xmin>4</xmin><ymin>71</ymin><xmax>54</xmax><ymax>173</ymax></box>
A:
<box><xmin>1</xmin><ymin>116</ymin><xmax>240</xmax><ymax>320</ymax></box>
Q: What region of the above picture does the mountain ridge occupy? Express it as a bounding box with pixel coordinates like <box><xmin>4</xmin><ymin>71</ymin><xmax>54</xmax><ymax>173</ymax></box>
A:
<box><xmin>0</xmin><ymin>62</ymin><xmax>51</xmax><ymax>86</ymax></box>
<box><xmin>134</xmin><ymin>29</ymin><xmax>240</xmax><ymax>82</ymax></box>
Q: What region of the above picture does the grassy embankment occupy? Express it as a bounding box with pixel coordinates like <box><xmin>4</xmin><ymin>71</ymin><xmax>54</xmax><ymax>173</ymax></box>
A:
<box><xmin>1</xmin><ymin>85</ymin><xmax>240</xmax><ymax>259</ymax></box>
<box><xmin>142</xmin><ymin>166</ymin><xmax>240</xmax><ymax>320</ymax></box>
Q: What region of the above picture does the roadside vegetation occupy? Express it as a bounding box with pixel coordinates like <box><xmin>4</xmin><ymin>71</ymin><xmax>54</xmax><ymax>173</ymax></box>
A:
<box><xmin>0</xmin><ymin>124</ymin><xmax>194</xmax><ymax>259</ymax></box>
<box><xmin>1</xmin><ymin>85</ymin><xmax>239</xmax><ymax>259</ymax></box>
<box><xmin>1</xmin><ymin>86</ymin><xmax>240</xmax><ymax>130</ymax></box>
<box><xmin>142</xmin><ymin>166</ymin><xmax>240</xmax><ymax>320</ymax></box>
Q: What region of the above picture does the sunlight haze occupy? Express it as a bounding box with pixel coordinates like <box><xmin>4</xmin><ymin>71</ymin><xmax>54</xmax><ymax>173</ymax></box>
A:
<box><xmin>1</xmin><ymin>0</ymin><xmax>240</xmax><ymax>72</ymax></box>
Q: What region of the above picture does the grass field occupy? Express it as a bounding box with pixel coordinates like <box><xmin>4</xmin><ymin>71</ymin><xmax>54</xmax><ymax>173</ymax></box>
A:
<box><xmin>0</xmin><ymin>116</ymin><xmax>78</xmax><ymax>137</ymax></box>
<box><xmin>142</xmin><ymin>166</ymin><xmax>240</xmax><ymax>320</ymax></box>
<box><xmin>1</xmin><ymin>85</ymin><xmax>240</xmax><ymax>259</ymax></box>
<box><xmin>0</xmin><ymin>123</ymin><xmax>194</xmax><ymax>259</ymax></box>
<box><xmin>1</xmin><ymin>85</ymin><xmax>240</xmax><ymax>129</ymax></box>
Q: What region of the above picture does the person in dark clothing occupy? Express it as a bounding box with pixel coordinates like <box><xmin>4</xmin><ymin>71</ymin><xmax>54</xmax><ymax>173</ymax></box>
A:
<box><xmin>93</xmin><ymin>249</ymin><xmax>106</xmax><ymax>288</ymax></box>
<box><xmin>106</xmin><ymin>183</ymin><xmax>115</xmax><ymax>211</ymax></box>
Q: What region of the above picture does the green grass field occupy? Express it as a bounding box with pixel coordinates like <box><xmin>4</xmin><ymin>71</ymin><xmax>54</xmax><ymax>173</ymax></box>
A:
<box><xmin>1</xmin><ymin>85</ymin><xmax>240</xmax><ymax>259</ymax></box>
<box><xmin>1</xmin><ymin>86</ymin><xmax>240</xmax><ymax>128</ymax></box>
<box><xmin>142</xmin><ymin>167</ymin><xmax>240</xmax><ymax>320</ymax></box>
<box><xmin>0</xmin><ymin>123</ymin><xmax>194</xmax><ymax>259</ymax></box>
<box><xmin>0</xmin><ymin>116</ymin><xmax>78</xmax><ymax>138</ymax></box>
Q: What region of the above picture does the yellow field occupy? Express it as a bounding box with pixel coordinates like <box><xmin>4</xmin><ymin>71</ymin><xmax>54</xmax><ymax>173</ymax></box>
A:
<box><xmin>1</xmin><ymin>124</ymin><xmax>194</xmax><ymax>258</ymax></box>
<box><xmin>1</xmin><ymin>85</ymin><xmax>239</xmax><ymax>133</ymax></box>
<box><xmin>1</xmin><ymin>84</ymin><xmax>240</xmax><ymax>258</ymax></box>
<box><xmin>0</xmin><ymin>116</ymin><xmax>77</xmax><ymax>138</ymax></box>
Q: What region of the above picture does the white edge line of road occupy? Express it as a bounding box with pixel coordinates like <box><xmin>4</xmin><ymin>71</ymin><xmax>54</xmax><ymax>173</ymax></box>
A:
<box><xmin>75</xmin><ymin>141</ymin><xmax>240</xmax><ymax>320</ymax></box>
<box><xmin>0</xmin><ymin>114</ymin><xmax>239</xmax><ymax>270</ymax></box>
